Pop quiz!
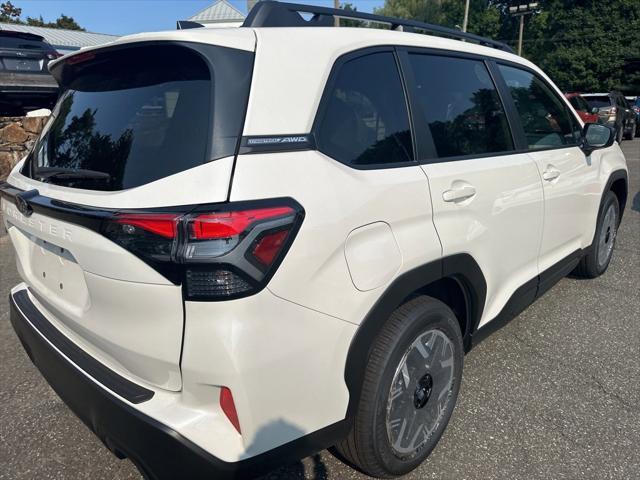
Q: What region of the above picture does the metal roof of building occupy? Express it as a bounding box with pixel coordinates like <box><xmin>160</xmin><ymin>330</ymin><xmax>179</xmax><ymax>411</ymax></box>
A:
<box><xmin>188</xmin><ymin>0</ymin><xmax>246</xmax><ymax>23</ymax></box>
<box><xmin>0</xmin><ymin>23</ymin><xmax>118</xmax><ymax>50</ymax></box>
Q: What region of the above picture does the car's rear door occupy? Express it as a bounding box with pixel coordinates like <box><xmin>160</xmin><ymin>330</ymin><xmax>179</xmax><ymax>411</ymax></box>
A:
<box><xmin>495</xmin><ymin>64</ymin><xmax>600</xmax><ymax>289</ymax></box>
<box><xmin>401</xmin><ymin>50</ymin><xmax>544</xmax><ymax>328</ymax></box>
<box><xmin>1</xmin><ymin>38</ymin><xmax>255</xmax><ymax>392</ymax></box>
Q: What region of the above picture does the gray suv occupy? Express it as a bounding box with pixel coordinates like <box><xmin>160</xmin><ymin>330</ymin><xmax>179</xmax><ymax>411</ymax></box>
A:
<box><xmin>583</xmin><ymin>91</ymin><xmax>636</xmax><ymax>142</ymax></box>
<box><xmin>0</xmin><ymin>30</ymin><xmax>60</xmax><ymax>115</ymax></box>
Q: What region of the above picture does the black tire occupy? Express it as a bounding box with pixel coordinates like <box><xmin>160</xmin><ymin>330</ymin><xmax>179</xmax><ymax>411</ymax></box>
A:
<box><xmin>624</xmin><ymin>125</ymin><xmax>634</xmax><ymax>140</ymax></box>
<box><xmin>336</xmin><ymin>296</ymin><xmax>463</xmax><ymax>478</ymax></box>
<box><xmin>574</xmin><ymin>191</ymin><xmax>620</xmax><ymax>278</ymax></box>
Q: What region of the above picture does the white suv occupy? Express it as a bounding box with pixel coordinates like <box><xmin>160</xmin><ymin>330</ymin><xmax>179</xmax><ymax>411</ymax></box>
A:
<box><xmin>0</xmin><ymin>2</ymin><xmax>628</xmax><ymax>478</ymax></box>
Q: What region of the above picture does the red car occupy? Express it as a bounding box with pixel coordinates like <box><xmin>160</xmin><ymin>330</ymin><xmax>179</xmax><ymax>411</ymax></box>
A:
<box><xmin>565</xmin><ymin>92</ymin><xmax>599</xmax><ymax>123</ymax></box>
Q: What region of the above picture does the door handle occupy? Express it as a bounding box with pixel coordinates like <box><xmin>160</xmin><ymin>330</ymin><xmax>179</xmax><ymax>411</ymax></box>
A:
<box><xmin>443</xmin><ymin>185</ymin><xmax>476</xmax><ymax>202</ymax></box>
<box><xmin>542</xmin><ymin>167</ymin><xmax>560</xmax><ymax>181</ymax></box>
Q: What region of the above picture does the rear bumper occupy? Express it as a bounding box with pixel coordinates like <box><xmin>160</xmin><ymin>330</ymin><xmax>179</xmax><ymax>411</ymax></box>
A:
<box><xmin>9</xmin><ymin>288</ymin><xmax>247</xmax><ymax>479</ymax></box>
<box><xmin>0</xmin><ymin>71</ymin><xmax>58</xmax><ymax>89</ymax></box>
<box><xmin>9</xmin><ymin>286</ymin><xmax>353</xmax><ymax>479</ymax></box>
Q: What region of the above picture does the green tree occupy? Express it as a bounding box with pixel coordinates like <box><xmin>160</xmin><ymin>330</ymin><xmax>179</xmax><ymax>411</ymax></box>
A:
<box><xmin>374</xmin><ymin>0</ymin><xmax>445</xmax><ymax>25</ymax></box>
<box><xmin>511</xmin><ymin>0</ymin><xmax>640</xmax><ymax>93</ymax></box>
<box><xmin>366</xmin><ymin>0</ymin><xmax>640</xmax><ymax>93</ymax></box>
<box><xmin>338</xmin><ymin>3</ymin><xmax>364</xmax><ymax>28</ymax></box>
<box><xmin>52</xmin><ymin>14</ymin><xmax>84</xmax><ymax>31</ymax></box>
<box><xmin>1</xmin><ymin>1</ymin><xmax>85</xmax><ymax>31</ymax></box>
<box><xmin>0</xmin><ymin>0</ymin><xmax>21</xmax><ymax>23</ymax></box>
<box><xmin>25</xmin><ymin>13</ymin><xmax>85</xmax><ymax>31</ymax></box>
<box><xmin>440</xmin><ymin>0</ymin><xmax>502</xmax><ymax>37</ymax></box>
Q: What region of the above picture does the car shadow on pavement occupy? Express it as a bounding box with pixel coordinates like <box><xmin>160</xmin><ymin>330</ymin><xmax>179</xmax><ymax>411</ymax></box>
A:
<box><xmin>250</xmin><ymin>420</ymin><xmax>329</xmax><ymax>480</ymax></box>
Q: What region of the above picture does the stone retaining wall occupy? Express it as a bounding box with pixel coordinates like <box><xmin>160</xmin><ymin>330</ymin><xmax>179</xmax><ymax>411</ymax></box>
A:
<box><xmin>0</xmin><ymin>116</ymin><xmax>48</xmax><ymax>181</ymax></box>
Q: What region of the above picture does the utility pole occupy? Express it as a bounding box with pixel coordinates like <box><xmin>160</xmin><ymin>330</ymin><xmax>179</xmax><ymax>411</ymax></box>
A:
<box><xmin>334</xmin><ymin>0</ymin><xmax>340</xmax><ymax>27</ymax></box>
<box><xmin>517</xmin><ymin>15</ymin><xmax>524</xmax><ymax>55</ymax></box>
<box><xmin>508</xmin><ymin>2</ymin><xmax>539</xmax><ymax>56</ymax></box>
<box><xmin>462</xmin><ymin>0</ymin><xmax>470</xmax><ymax>32</ymax></box>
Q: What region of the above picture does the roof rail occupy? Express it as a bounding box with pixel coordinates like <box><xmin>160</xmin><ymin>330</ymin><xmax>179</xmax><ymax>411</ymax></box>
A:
<box><xmin>242</xmin><ymin>1</ymin><xmax>514</xmax><ymax>54</ymax></box>
<box><xmin>176</xmin><ymin>20</ymin><xmax>204</xmax><ymax>30</ymax></box>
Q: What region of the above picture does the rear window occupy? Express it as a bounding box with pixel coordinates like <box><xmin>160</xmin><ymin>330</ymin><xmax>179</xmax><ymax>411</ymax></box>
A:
<box><xmin>583</xmin><ymin>95</ymin><xmax>612</xmax><ymax>109</ymax></box>
<box><xmin>0</xmin><ymin>33</ymin><xmax>49</xmax><ymax>50</ymax></box>
<box><xmin>24</xmin><ymin>44</ymin><xmax>253</xmax><ymax>191</ymax></box>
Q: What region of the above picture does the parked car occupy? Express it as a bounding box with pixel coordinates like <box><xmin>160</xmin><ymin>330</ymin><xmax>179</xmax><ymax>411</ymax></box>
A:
<box><xmin>583</xmin><ymin>91</ymin><xmax>636</xmax><ymax>141</ymax></box>
<box><xmin>0</xmin><ymin>30</ymin><xmax>60</xmax><ymax>116</ymax></box>
<box><xmin>565</xmin><ymin>92</ymin><xmax>599</xmax><ymax>123</ymax></box>
<box><xmin>0</xmin><ymin>2</ymin><xmax>629</xmax><ymax>479</ymax></box>
<box><xmin>627</xmin><ymin>96</ymin><xmax>640</xmax><ymax>136</ymax></box>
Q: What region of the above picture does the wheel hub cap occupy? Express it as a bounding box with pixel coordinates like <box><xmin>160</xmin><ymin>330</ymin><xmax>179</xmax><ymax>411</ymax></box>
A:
<box><xmin>386</xmin><ymin>329</ymin><xmax>455</xmax><ymax>459</ymax></box>
<box><xmin>597</xmin><ymin>204</ymin><xmax>617</xmax><ymax>268</ymax></box>
<box><xmin>413</xmin><ymin>374</ymin><xmax>433</xmax><ymax>409</ymax></box>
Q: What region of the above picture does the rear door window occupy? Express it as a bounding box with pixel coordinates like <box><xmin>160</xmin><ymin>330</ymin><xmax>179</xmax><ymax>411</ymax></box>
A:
<box><xmin>25</xmin><ymin>44</ymin><xmax>253</xmax><ymax>191</ymax></box>
<box><xmin>408</xmin><ymin>53</ymin><xmax>514</xmax><ymax>159</ymax></box>
<box><xmin>498</xmin><ymin>65</ymin><xmax>579</xmax><ymax>150</ymax></box>
<box><xmin>316</xmin><ymin>51</ymin><xmax>414</xmax><ymax>167</ymax></box>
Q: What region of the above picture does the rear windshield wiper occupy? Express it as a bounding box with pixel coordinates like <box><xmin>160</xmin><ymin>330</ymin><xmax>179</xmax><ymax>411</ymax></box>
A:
<box><xmin>34</xmin><ymin>167</ymin><xmax>111</xmax><ymax>182</ymax></box>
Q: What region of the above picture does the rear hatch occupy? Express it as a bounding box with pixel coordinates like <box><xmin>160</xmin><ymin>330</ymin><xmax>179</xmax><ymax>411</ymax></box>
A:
<box><xmin>1</xmin><ymin>37</ymin><xmax>254</xmax><ymax>392</ymax></box>
<box><xmin>584</xmin><ymin>95</ymin><xmax>615</xmax><ymax>123</ymax></box>
<box><xmin>0</xmin><ymin>30</ymin><xmax>58</xmax><ymax>87</ymax></box>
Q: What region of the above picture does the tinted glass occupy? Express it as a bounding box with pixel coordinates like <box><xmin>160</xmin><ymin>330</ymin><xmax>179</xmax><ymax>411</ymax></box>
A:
<box><xmin>317</xmin><ymin>52</ymin><xmax>413</xmax><ymax>166</ymax></box>
<box><xmin>25</xmin><ymin>44</ymin><xmax>252</xmax><ymax>191</ymax></box>
<box><xmin>583</xmin><ymin>95</ymin><xmax>612</xmax><ymax>109</ymax></box>
<box><xmin>577</xmin><ymin>96</ymin><xmax>590</xmax><ymax>111</ymax></box>
<box><xmin>568</xmin><ymin>96</ymin><xmax>581</xmax><ymax>110</ymax></box>
<box><xmin>499</xmin><ymin>65</ymin><xmax>579</xmax><ymax>149</ymax></box>
<box><xmin>0</xmin><ymin>34</ymin><xmax>49</xmax><ymax>50</ymax></box>
<box><xmin>409</xmin><ymin>54</ymin><xmax>513</xmax><ymax>159</ymax></box>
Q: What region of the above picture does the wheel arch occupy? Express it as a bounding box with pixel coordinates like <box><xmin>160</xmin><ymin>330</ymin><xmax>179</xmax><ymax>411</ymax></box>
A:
<box><xmin>343</xmin><ymin>253</ymin><xmax>486</xmax><ymax>419</ymax></box>
<box><xmin>606</xmin><ymin>170</ymin><xmax>628</xmax><ymax>223</ymax></box>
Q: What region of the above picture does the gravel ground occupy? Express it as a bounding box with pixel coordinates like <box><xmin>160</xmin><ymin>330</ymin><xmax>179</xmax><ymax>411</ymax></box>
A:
<box><xmin>0</xmin><ymin>138</ymin><xmax>638</xmax><ymax>480</ymax></box>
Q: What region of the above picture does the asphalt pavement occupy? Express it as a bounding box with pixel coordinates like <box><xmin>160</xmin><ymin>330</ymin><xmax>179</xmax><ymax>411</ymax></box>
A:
<box><xmin>1</xmin><ymin>138</ymin><xmax>638</xmax><ymax>480</ymax></box>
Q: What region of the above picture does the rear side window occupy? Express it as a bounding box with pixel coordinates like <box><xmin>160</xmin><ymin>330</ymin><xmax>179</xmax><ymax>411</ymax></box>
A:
<box><xmin>408</xmin><ymin>54</ymin><xmax>513</xmax><ymax>159</ymax></box>
<box><xmin>498</xmin><ymin>65</ymin><xmax>579</xmax><ymax>150</ymax></box>
<box><xmin>583</xmin><ymin>95</ymin><xmax>612</xmax><ymax>109</ymax></box>
<box><xmin>316</xmin><ymin>52</ymin><xmax>413</xmax><ymax>167</ymax></box>
<box><xmin>25</xmin><ymin>44</ymin><xmax>253</xmax><ymax>191</ymax></box>
<box><xmin>569</xmin><ymin>96</ymin><xmax>588</xmax><ymax>112</ymax></box>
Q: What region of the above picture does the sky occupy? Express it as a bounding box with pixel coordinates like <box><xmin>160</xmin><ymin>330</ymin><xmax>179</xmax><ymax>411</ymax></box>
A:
<box><xmin>12</xmin><ymin>0</ymin><xmax>386</xmax><ymax>36</ymax></box>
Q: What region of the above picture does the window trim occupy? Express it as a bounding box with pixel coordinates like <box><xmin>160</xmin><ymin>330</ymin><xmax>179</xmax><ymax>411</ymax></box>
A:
<box><xmin>311</xmin><ymin>46</ymin><xmax>419</xmax><ymax>171</ymax></box>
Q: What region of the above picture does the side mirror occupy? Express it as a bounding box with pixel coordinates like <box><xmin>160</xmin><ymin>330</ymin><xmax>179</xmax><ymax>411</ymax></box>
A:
<box><xmin>591</xmin><ymin>107</ymin><xmax>599</xmax><ymax>114</ymax></box>
<box><xmin>581</xmin><ymin>123</ymin><xmax>614</xmax><ymax>155</ymax></box>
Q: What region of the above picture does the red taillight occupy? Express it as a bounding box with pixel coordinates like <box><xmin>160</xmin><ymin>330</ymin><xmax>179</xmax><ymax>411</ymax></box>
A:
<box><xmin>101</xmin><ymin>200</ymin><xmax>303</xmax><ymax>300</ymax></box>
<box><xmin>251</xmin><ymin>230</ymin><xmax>289</xmax><ymax>266</ymax></box>
<box><xmin>66</xmin><ymin>51</ymin><xmax>95</xmax><ymax>65</ymax></box>
<box><xmin>114</xmin><ymin>213</ymin><xmax>180</xmax><ymax>239</ymax></box>
<box><xmin>189</xmin><ymin>207</ymin><xmax>293</xmax><ymax>240</ymax></box>
<box><xmin>220</xmin><ymin>387</ymin><xmax>241</xmax><ymax>434</ymax></box>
